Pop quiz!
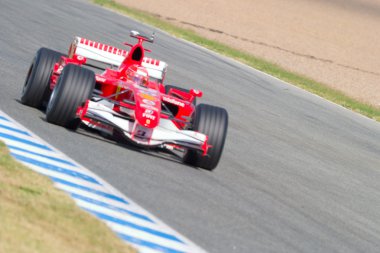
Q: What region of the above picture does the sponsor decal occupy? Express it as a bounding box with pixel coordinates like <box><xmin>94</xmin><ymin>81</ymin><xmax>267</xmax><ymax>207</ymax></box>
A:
<box><xmin>144</xmin><ymin>89</ymin><xmax>159</xmax><ymax>96</ymax></box>
<box><xmin>142</xmin><ymin>113</ymin><xmax>156</xmax><ymax>120</ymax></box>
<box><xmin>140</xmin><ymin>103</ymin><xmax>158</xmax><ymax>110</ymax></box>
<box><xmin>142</xmin><ymin>99</ymin><xmax>155</xmax><ymax>106</ymax></box>
<box><xmin>87</xmin><ymin>120</ymin><xmax>114</xmax><ymax>134</ymax></box>
<box><xmin>144</xmin><ymin>109</ymin><xmax>154</xmax><ymax>115</ymax></box>
<box><xmin>162</xmin><ymin>96</ymin><xmax>185</xmax><ymax>107</ymax></box>
<box><xmin>96</xmin><ymin>76</ymin><xmax>107</xmax><ymax>82</ymax></box>
<box><xmin>139</xmin><ymin>93</ymin><xmax>156</xmax><ymax>101</ymax></box>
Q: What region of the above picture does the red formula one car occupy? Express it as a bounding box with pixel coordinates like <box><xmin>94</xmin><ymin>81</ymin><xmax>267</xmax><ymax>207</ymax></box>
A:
<box><xmin>21</xmin><ymin>31</ymin><xmax>228</xmax><ymax>170</ymax></box>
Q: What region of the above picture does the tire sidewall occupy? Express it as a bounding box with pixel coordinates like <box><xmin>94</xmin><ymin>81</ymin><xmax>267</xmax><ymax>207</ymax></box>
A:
<box><xmin>21</xmin><ymin>56</ymin><xmax>37</xmax><ymax>100</ymax></box>
<box><xmin>21</xmin><ymin>48</ymin><xmax>63</xmax><ymax>108</ymax></box>
<box><xmin>46</xmin><ymin>75</ymin><xmax>62</xmax><ymax>116</ymax></box>
<box><xmin>46</xmin><ymin>64</ymin><xmax>95</xmax><ymax>128</ymax></box>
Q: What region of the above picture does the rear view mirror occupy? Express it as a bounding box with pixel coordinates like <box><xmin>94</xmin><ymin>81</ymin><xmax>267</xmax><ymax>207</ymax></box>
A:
<box><xmin>190</xmin><ymin>89</ymin><xmax>203</xmax><ymax>98</ymax></box>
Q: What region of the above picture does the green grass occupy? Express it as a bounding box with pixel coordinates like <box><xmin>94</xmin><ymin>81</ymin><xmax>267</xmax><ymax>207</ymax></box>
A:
<box><xmin>0</xmin><ymin>142</ymin><xmax>136</xmax><ymax>253</ymax></box>
<box><xmin>94</xmin><ymin>0</ymin><xmax>380</xmax><ymax>122</ymax></box>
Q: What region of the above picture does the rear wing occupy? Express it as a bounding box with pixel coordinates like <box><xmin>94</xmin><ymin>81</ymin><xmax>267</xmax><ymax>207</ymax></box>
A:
<box><xmin>68</xmin><ymin>37</ymin><xmax>168</xmax><ymax>83</ymax></box>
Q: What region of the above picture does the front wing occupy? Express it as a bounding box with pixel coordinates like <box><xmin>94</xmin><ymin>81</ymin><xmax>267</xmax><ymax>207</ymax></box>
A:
<box><xmin>80</xmin><ymin>100</ymin><xmax>209</xmax><ymax>154</ymax></box>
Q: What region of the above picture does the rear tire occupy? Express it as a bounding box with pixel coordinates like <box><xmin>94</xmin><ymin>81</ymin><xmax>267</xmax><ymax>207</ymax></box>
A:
<box><xmin>46</xmin><ymin>64</ymin><xmax>95</xmax><ymax>129</ymax></box>
<box><xmin>21</xmin><ymin>48</ymin><xmax>64</xmax><ymax>108</ymax></box>
<box><xmin>183</xmin><ymin>104</ymin><xmax>228</xmax><ymax>171</ymax></box>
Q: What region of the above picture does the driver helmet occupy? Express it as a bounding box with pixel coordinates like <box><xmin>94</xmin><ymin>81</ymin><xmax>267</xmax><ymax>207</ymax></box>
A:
<box><xmin>126</xmin><ymin>64</ymin><xmax>149</xmax><ymax>87</ymax></box>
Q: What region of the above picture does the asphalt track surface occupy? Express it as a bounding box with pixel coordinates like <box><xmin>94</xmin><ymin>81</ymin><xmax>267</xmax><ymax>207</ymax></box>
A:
<box><xmin>1</xmin><ymin>0</ymin><xmax>380</xmax><ymax>252</ymax></box>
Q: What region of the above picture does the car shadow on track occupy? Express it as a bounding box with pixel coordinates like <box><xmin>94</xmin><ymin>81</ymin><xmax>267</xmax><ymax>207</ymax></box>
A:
<box><xmin>73</xmin><ymin>124</ymin><xmax>201</xmax><ymax>171</ymax></box>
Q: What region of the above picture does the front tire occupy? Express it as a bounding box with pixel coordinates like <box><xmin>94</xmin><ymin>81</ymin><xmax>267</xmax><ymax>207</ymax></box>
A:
<box><xmin>183</xmin><ymin>104</ymin><xmax>228</xmax><ymax>171</ymax></box>
<box><xmin>21</xmin><ymin>48</ymin><xmax>64</xmax><ymax>108</ymax></box>
<box><xmin>46</xmin><ymin>64</ymin><xmax>95</xmax><ymax>129</ymax></box>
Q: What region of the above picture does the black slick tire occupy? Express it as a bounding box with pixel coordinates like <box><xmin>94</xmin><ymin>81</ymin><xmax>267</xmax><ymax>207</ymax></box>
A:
<box><xmin>21</xmin><ymin>48</ymin><xmax>64</xmax><ymax>108</ymax></box>
<box><xmin>46</xmin><ymin>64</ymin><xmax>95</xmax><ymax>129</ymax></box>
<box><xmin>183</xmin><ymin>103</ymin><xmax>228</xmax><ymax>171</ymax></box>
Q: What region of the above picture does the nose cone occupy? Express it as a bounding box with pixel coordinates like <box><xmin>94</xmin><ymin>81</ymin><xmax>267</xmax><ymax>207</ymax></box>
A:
<box><xmin>136</xmin><ymin>107</ymin><xmax>160</xmax><ymax>128</ymax></box>
<box><xmin>135</xmin><ymin>91</ymin><xmax>161</xmax><ymax>128</ymax></box>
